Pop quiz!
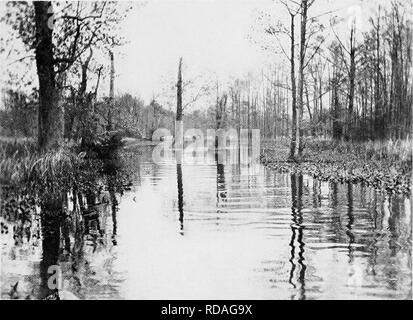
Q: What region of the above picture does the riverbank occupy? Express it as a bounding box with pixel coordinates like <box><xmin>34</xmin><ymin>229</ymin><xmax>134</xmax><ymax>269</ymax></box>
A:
<box><xmin>260</xmin><ymin>138</ymin><xmax>412</xmax><ymax>195</ymax></box>
<box><xmin>2</xmin><ymin>137</ymin><xmax>411</xmax><ymax>300</ymax></box>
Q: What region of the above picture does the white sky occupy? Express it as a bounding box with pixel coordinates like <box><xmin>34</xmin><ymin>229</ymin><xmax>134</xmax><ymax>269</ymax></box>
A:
<box><xmin>1</xmin><ymin>0</ymin><xmax>405</xmax><ymax>109</ymax></box>
<box><xmin>108</xmin><ymin>0</ymin><xmax>395</xmax><ymax>103</ymax></box>
<box><xmin>111</xmin><ymin>0</ymin><xmax>271</xmax><ymax>103</ymax></box>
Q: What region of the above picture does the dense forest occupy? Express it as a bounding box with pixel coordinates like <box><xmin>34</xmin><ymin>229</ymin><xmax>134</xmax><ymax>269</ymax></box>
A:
<box><xmin>1</xmin><ymin>1</ymin><xmax>411</xmax><ymax>150</ymax></box>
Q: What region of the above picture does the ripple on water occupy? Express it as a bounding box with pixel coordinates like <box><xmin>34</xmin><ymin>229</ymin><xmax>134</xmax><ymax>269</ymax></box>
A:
<box><xmin>1</xmin><ymin>149</ymin><xmax>411</xmax><ymax>299</ymax></box>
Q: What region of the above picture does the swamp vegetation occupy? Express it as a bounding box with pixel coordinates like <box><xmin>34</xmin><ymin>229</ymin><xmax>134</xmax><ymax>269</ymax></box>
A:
<box><xmin>0</xmin><ymin>0</ymin><xmax>412</xmax><ymax>299</ymax></box>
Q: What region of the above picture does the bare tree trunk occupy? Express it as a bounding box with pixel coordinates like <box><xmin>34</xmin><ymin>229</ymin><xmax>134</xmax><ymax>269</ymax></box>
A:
<box><xmin>67</xmin><ymin>49</ymin><xmax>93</xmax><ymax>140</ymax></box>
<box><xmin>288</xmin><ymin>12</ymin><xmax>298</xmax><ymax>161</ymax></box>
<box><xmin>34</xmin><ymin>1</ymin><xmax>63</xmax><ymax>151</ymax></box>
<box><xmin>374</xmin><ymin>14</ymin><xmax>383</xmax><ymax>139</ymax></box>
<box><xmin>238</xmin><ymin>92</ymin><xmax>241</xmax><ymax>143</ymax></box>
<box><xmin>332</xmin><ymin>67</ymin><xmax>342</xmax><ymax>140</ymax></box>
<box><xmin>348</xmin><ymin>22</ymin><xmax>356</xmax><ymax>141</ymax></box>
<box><xmin>319</xmin><ymin>73</ymin><xmax>323</xmax><ymax>137</ymax></box>
<box><xmin>176</xmin><ymin>58</ymin><xmax>183</xmax><ymax>122</ymax></box>
<box><xmin>305</xmin><ymin>83</ymin><xmax>314</xmax><ymax>135</ymax></box>
<box><xmin>175</xmin><ymin>58</ymin><xmax>183</xmax><ymax>150</ymax></box>
<box><xmin>107</xmin><ymin>50</ymin><xmax>115</xmax><ymax>131</ymax></box>
<box><xmin>33</xmin><ymin>2</ymin><xmax>67</xmax><ymax>291</ymax></box>
<box><xmin>297</xmin><ymin>0</ymin><xmax>308</xmax><ymax>157</ymax></box>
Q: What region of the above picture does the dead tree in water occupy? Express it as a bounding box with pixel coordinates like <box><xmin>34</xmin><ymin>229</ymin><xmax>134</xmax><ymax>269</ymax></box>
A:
<box><xmin>215</xmin><ymin>81</ymin><xmax>227</xmax><ymax>148</ymax></box>
<box><xmin>331</xmin><ymin>19</ymin><xmax>357</xmax><ymax>140</ymax></box>
<box><xmin>175</xmin><ymin>57</ymin><xmax>184</xmax><ymax>150</ymax></box>
<box><xmin>285</xmin><ymin>5</ymin><xmax>298</xmax><ymax>160</ymax></box>
<box><xmin>347</xmin><ymin>22</ymin><xmax>356</xmax><ymax>141</ymax></box>
<box><xmin>297</xmin><ymin>0</ymin><xmax>309</xmax><ymax>157</ymax></box>
<box><xmin>67</xmin><ymin>49</ymin><xmax>94</xmax><ymax>141</ymax></box>
<box><xmin>176</xmin><ymin>58</ymin><xmax>183</xmax><ymax>122</ymax></box>
<box><xmin>265</xmin><ymin>3</ymin><xmax>299</xmax><ymax>160</ymax></box>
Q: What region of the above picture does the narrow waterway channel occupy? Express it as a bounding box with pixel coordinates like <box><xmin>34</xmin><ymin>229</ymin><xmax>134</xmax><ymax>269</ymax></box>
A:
<box><xmin>1</xmin><ymin>146</ymin><xmax>411</xmax><ymax>299</ymax></box>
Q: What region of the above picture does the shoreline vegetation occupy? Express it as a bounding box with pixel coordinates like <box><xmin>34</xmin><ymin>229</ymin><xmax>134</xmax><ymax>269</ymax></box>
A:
<box><xmin>260</xmin><ymin>138</ymin><xmax>412</xmax><ymax>195</ymax></box>
<box><xmin>0</xmin><ymin>134</ymin><xmax>124</xmax><ymax>187</ymax></box>
<box><xmin>2</xmin><ymin>136</ymin><xmax>411</xmax><ymax>196</ymax></box>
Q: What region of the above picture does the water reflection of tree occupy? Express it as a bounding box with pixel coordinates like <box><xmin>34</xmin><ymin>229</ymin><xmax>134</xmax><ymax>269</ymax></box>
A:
<box><xmin>328</xmin><ymin>181</ymin><xmax>345</xmax><ymax>242</ymax></box>
<box><xmin>289</xmin><ymin>173</ymin><xmax>306</xmax><ymax>300</ymax></box>
<box><xmin>2</xmin><ymin>145</ymin><xmax>133</xmax><ymax>299</ymax></box>
<box><xmin>362</xmin><ymin>186</ymin><xmax>378</xmax><ymax>276</ymax></box>
<box><xmin>176</xmin><ymin>163</ymin><xmax>184</xmax><ymax>235</ymax></box>
<box><xmin>216</xmin><ymin>161</ymin><xmax>227</xmax><ymax>214</ymax></box>
<box><xmin>39</xmin><ymin>214</ymin><xmax>61</xmax><ymax>299</ymax></box>
<box><xmin>385</xmin><ymin>194</ymin><xmax>403</xmax><ymax>291</ymax></box>
<box><xmin>346</xmin><ymin>183</ymin><xmax>355</xmax><ymax>262</ymax></box>
<box><xmin>312</xmin><ymin>179</ymin><xmax>321</xmax><ymax>208</ymax></box>
<box><xmin>388</xmin><ymin>195</ymin><xmax>402</xmax><ymax>257</ymax></box>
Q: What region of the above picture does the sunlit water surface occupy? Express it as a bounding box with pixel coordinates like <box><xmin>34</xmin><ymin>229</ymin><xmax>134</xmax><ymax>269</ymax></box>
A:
<box><xmin>1</xmin><ymin>147</ymin><xmax>412</xmax><ymax>299</ymax></box>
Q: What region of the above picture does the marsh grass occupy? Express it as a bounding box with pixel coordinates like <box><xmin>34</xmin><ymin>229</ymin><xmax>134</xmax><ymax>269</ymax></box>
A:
<box><xmin>261</xmin><ymin>138</ymin><xmax>412</xmax><ymax>194</ymax></box>
<box><xmin>306</xmin><ymin>138</ymin><xmax>412</xmax><ymax>163</ymax></box>
<box><xmin>0</xmin><ymin>133</ymin><xmax>130</xmax><ymax>207</ymax></box>
<box><xmin>0</xmin><ymin>139</ymin><xmax>101</xmax><ymax>197</ymax></box>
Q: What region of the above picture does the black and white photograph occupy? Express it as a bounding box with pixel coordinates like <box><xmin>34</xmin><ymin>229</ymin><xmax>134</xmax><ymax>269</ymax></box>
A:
<box><xmin>0</xmin><ymin>0</ymin><xmax>412</xmax><ymax>303</ymax></box>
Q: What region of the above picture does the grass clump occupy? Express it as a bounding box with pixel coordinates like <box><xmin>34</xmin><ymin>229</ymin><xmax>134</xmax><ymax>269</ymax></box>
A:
<box><xmin>261</xmin><ymin>138</ymin><xmax>412</xmax><ymax>195</ymax></box>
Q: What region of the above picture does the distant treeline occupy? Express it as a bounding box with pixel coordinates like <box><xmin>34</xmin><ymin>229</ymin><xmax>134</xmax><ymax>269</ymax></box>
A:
<box><xmin>207</xmin><ymin>2</ymin><xmax>412</xmax><ymax>142</ymax></box>
<box><xmin>0</xmin><ymin>90</ymin><xmax>175</xmax><ymax>141</ymax></box>
<box><xmin>1</xmin><ymin>1</ymin><xmax>411</xmax><ymax>146</ymax></box>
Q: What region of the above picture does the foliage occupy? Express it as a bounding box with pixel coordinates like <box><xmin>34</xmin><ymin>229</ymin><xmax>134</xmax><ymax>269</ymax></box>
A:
<box><xmin>1</xmin><ymin>1</ymin><xmax>131</xmax><ymax>87</ymax></box>
<box><xmin>1</xmin><ymin>1</ymin><xmax>133</xmax><ymax>150</ymax></box>
<box><xmin>0</xmin><ymin>143</ymin><xmax>101</xmax><ymax>196</ymax></box>
<box><xmin>0</xmin><ymin>89</ymin><xmax>38</xmax><ymax>137</ymax></box>
<box><xmin>261</xmin><ymin>138</ymin><xmax>412</xmax><ymax>194</ymax></box>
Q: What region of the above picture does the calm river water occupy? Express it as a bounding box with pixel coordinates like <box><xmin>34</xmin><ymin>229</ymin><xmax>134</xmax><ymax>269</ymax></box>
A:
<box><xmin>1</xmin><ymin>146</ymin><xmax>412</xmax><ymax>299</ymax></box>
